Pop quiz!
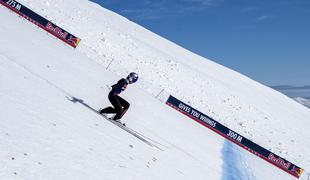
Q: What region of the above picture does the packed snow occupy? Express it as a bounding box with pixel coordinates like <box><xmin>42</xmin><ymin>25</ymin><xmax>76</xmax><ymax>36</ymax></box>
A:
<box><xmin>1</xmin><ymin>0</ymin><xmax>310</xmax><ymax>180</ymax></box>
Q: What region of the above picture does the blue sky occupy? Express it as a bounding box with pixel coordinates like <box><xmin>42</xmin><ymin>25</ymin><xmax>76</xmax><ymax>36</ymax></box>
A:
<box><xmin>90</xmin><ymin>0</ymin><xmax>310</xmax><ymax>86</ymax></box>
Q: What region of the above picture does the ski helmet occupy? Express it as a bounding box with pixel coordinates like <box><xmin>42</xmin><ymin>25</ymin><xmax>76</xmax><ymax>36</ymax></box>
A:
<box><xmin>127</xmin><ymin>72</ymin><xmax>138</xmax><ymax>84</ymax></box>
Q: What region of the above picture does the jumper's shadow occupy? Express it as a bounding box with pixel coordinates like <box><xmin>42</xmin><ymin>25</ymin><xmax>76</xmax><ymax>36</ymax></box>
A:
<box><xmin>66</xmin><ymin>96</ymin><xmax>99</xmax><ymax>114</ymax></box>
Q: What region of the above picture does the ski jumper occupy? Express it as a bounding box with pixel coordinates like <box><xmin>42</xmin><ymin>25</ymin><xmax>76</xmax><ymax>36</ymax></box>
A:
<box><xmin>100</xmin><ymin>78</ymin><xmax>130</xmax><ymax>120</ymax></box>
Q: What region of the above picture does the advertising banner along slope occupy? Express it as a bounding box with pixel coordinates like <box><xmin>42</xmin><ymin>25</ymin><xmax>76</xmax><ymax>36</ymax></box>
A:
<box><xmin>0</xmin><ymin>0</ymin><xmax>81</xmax><ymax>48</ymax></box>
<box><xmin>166</xmin><ymin>95</ymin><xmax>303</xmax><ymax>178</ymax></box>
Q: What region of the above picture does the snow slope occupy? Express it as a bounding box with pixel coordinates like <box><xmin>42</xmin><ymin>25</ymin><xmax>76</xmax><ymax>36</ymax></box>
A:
<box><xmin>0</xmin><ymin>8</ymin><xmax>224</xmax><ymax>180</ymax></box>
<box><xmin>1</xmin><ymin>0</ymin><xmax>310</xmax><ymax>179</ymax></box>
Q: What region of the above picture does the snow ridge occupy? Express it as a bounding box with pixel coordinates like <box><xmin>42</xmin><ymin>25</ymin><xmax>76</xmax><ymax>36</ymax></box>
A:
<box><xmin>293</xmin><ymin>97</ymin><xmax>310</xmax><ymax>108</ymax></box>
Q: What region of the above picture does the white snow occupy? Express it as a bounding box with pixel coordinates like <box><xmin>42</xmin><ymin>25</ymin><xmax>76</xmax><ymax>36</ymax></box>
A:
<box><xmin>1</xmin><ymin>0</ymin><xmax>310</xmax><ymax>180</ymax></box>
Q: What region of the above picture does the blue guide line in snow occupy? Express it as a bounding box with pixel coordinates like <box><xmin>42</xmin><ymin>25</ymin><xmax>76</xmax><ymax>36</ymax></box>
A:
<box><xmin>221</xmin><ymin>140</ymin><xmax>254</xmax><ymax>180</ymax></box>
<box><xmin>166</xmin><ymin>95</ymin><xmax>303</xmax><ymax>178</ymax></box>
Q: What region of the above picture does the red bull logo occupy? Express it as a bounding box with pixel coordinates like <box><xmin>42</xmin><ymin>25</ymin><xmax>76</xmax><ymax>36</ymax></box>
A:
<box><xmin>68</xmin><ymin>35</ymin><xmax>81</xmax><ymax>46</ymax></box>
<box><xmin>45</xmin><ymin>22</ymin><xmax>68</xmax><ymax>39</ymax></box>
<box><xmin>268</xmin><ymin>153</ymin><xmax>291</xmax><ymax>170</ymax></box>
<box><xmin>290</xmin><ymin>166</ymin><xmax>303</xmax><ymax>177</ymax></box>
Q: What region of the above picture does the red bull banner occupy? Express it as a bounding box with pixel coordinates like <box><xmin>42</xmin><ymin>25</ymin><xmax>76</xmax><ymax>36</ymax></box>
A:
<box><xmin>166</xmin><ymin>95</ymin><xmax>304</xmax><ymax>178</ymax></box>
<box><xmin>0</xmin><ymin>0</ymin><xmax>81</xmax><ymax>48</ymax></box>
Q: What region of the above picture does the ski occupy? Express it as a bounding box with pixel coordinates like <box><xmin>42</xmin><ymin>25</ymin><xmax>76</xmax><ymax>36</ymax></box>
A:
<box><xmin>97</xmin><ymin>112</ymin><xmax>164</xmax><ymax>151</ymax></box>
<box><xmin>99</xmin><ymin>113</ymin><xmax>126</xmax><ymax>126</ymax></box>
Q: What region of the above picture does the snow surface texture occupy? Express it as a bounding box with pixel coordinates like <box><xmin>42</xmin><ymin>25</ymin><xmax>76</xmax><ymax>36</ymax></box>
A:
<box><xmin>1</xmin><ymin>0</ymin><xmax>310</xmax><ymax>179</ymax></box>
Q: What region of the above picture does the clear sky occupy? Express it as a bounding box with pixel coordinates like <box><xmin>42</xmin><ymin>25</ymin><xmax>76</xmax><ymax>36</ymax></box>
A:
<box><xmin>90</xmin><ymin>0</ymin><xmax>310</xmax><ymax>86</ymax></box>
